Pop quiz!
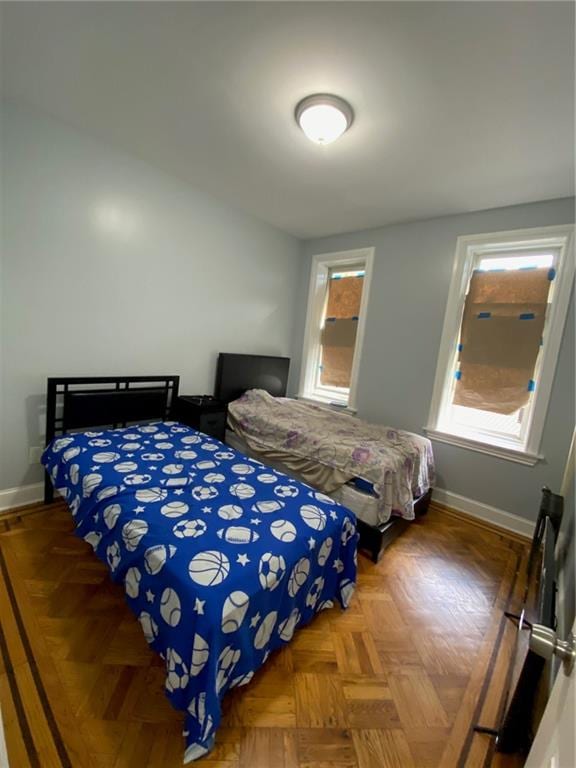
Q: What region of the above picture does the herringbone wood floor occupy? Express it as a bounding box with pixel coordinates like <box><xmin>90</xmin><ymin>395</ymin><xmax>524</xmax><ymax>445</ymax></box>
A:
<box><xmin>0</xmin><ymin>502</ymin><xmax>528</xmax><ymax>768</ymax></box>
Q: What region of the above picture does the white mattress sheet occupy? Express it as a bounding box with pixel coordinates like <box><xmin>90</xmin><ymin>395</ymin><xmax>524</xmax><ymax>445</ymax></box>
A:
<box><xmin>225</xmin><ymin>429</ymin><xmax>381</xmax><ymax>527</ymax></box>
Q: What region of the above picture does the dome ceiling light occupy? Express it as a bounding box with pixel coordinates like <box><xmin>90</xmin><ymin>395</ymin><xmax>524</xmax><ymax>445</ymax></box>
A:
<box><xmin>295</xmin><ymin>94</ymin><xmax>354</xmax><ymax>145</ymax></box>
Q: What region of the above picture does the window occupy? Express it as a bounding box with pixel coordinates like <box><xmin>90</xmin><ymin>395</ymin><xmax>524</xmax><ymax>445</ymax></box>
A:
<box><xmin>299</xmin><ymin>248</ymin><xmax>374</xmax><ymax>409</ymax></box>
<box><xmin>426</xmin><ymin>225</ymin><xmax>574</xmax><ymax>465</ymax></box>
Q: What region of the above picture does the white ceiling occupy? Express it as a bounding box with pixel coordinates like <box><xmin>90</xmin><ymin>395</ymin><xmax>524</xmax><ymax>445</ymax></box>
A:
<box><xmin>1</xmin><ymin>2</ymin><xmax>574</xmax><ymax>239</ymax></box>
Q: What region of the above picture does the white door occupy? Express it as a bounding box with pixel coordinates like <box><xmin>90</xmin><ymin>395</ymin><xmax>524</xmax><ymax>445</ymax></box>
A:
<box><xmin>523</xmin><ymin>619</ymin><xmax>575</xmax><ymax>768</ymax></box>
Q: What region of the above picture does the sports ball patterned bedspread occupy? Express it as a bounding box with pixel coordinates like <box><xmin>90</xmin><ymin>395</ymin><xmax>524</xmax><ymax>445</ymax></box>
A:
<box><xmin>42</xmin><ymin>421</ymin><xmax>358</xmax><ymax>762</ymax></box>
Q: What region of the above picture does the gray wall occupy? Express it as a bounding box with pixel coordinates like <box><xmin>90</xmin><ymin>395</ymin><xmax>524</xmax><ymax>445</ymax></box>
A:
<box><xmin>1</xmin><ymin>100</ymin><xmax>573</xmax><ymax>524</ymax></box>
<box><xmin>0</xmin><ymin>102</ymin><xmax>303</xmax><ymax>490</ymax></box>
<box><xmin>298</xmin><ymin>198</ymin><xmax>575</xmax><ymax>522</ymax></box>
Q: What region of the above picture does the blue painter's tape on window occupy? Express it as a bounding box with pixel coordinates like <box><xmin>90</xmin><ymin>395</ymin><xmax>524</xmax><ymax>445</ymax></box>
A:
<box><xmin>454</xmin><ymin>370</ymin><xmax>462</xmax><ymax>380</ymax></box>
<box><xmin>528</xmin><ymin>379</ymin><xmax>536</xmax><ymax>392</ymax></box>
<box><xmin>326</xmin><ymin>317</ymin><xmax>336</xmax><ymax>322</ymax></box>
<box><xmin>519</xmin><ymin>265</ymin><xmax>537</xmax><ymax>270</ymax></box>
<box><xmin>519</xmin><ymin>312</ymin><xmax>535</xmax><ymax>320</ymax></box>
<box><xmin>477</xmin><ymin>312</ymin><xmax>491</xmax><ymax>319</ymax></box>
<box><xmin>457</xmin><ymin>343</ymin><xmax>463</xmax><ymax>352</ymax></box>
<box><xmin>548</xmin><ymin>268</ymin><xmax>556</xmax><ymax>281</ymax></box>
<box><xmin>331</xmin><ymin>275</ymin><xmax>342</xmax><ymax>280</ymax></box>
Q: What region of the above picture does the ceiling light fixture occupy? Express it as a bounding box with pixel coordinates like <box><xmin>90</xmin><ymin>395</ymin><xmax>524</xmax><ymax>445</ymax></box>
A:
<box><xmin>295</xmin><ymin>94</ymin><xmax>354</xmax><ymax>145</ymax></box>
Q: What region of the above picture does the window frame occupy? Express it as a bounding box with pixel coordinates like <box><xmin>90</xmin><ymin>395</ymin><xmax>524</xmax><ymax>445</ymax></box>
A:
<box><xmin>298</xmin><ymin>247</ymin><xmax>374</xmax><ymax>410</ymax></box>
<box><xmin>426</xmin><ymin>224</ymin><xmax>574</xmax><ymax>466</ymax></box>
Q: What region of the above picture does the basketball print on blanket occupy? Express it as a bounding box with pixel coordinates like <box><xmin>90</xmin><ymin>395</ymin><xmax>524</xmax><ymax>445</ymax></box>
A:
<box><xmin>41</xmin><ymin>419</ymin><xmax>358</xmax><ymax>765</ymax></box>
<box><xmin>82</xmin><ymin>473</ymin><xmax>102</xmax><ymax>498</ymax></box>
<box><xmin>229</xmin><ymin>482</ymin><xmax>255</xmax><ymax>500</ymax></box>
<box><xmin>188</xmin><ymin>550</ymin><xmax>230</xmax><ymax>587</ymax></box>
<box><xmin>135</xmin><ymin>487</ymin><xmax>168</xmax><ymax>503</ymax></box>
<box><xmin>92</xmin><ymin>451</ymin><xmax>120</xmax><ymax>464</ymax></box>
<box><xmin>300</xmin><ymin>504</ymin><xmax>327</xmax><ymax>531</ymax></box>
<box><xmin>122</xmin><ymin>519</ymin><xmax>148</xmax><ymax>551</ymax></box>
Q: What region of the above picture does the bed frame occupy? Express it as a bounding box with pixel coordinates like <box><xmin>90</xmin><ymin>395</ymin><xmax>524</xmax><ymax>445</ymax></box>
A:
<box><xmin>356</xmin><ymin>490</ymin><xmax>431</xmax><ymax>563</ymax></box>
<box><xmin>215</xmin><ymin>352</ymin><xmax>432</xmax><ymax>562</ymax></box>
<box><xmin>43</xmin><ymin>375</ymin><xmax>179</xmax><ymax>504</ymax></box>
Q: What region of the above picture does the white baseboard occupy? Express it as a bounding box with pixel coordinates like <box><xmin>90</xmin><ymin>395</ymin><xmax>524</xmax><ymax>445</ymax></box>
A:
<box><xmin>432</xmin><ymin>488</ymin><xmax>535</xmax><ymax>539</ymax></box>
<box><xmin>0</xmin><ymin>482</ymin><xmax>44</xmax><ymax>513</ymax></box>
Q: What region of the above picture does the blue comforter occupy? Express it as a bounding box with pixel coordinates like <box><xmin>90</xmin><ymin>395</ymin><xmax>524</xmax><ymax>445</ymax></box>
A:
<box><xmin>42</xmin><ymin>421</ymin><xmax>358</xmax><ymax>762</ymax></box>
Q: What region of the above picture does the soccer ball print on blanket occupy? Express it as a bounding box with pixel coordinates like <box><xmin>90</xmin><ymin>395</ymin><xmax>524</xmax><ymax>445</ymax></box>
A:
<box><xmin>42</xmin><ymin>421</ymin><xmax>358</xmax><ymax>763</ymax></box>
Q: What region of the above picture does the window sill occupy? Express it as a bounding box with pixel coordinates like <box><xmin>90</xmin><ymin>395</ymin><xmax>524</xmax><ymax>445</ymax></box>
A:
<box><xmin>424</xmin><ymin>427</ymin><xmax>542</xmax><ymax>466</ymax></box>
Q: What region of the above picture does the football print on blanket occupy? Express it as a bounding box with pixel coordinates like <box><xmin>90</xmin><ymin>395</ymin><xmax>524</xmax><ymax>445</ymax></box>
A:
<box><xmin>41</xmin><ymin>419</ymin><xmax>359</xmax><ymax>765</ymax></box>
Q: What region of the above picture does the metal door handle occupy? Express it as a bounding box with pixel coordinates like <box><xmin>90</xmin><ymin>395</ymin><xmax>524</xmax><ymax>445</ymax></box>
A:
<box><xmin>529</xmin><ymin>624</ymin><xmax>575</xmax><ymax>676</ymax></box>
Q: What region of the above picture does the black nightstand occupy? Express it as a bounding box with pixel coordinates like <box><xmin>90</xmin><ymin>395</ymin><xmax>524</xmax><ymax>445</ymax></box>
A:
<box><xmin>173</xmin><ymin>396</ymin><xmax>228</xmax><ymax>441</ymax></box>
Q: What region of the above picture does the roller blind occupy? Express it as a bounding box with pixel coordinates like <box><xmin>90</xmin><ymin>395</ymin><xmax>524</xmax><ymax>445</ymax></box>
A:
<box><xmin>319</xmin><ymin>270</ymin><xmax>364</xmax><ymax>388</ymax></box>
<box><xmin>453</xmin><ymin>267</ymin><xmax>553</xmax><ymax>415</ymax></box>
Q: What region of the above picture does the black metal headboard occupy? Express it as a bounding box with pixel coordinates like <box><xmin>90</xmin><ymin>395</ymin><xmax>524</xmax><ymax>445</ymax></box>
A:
<box><xmin>215</xmin><ymin>353</ymin><xmax>290</xmax><ymax>403</ymax></box>
<box><xmin>44</xmin><ymin>375</ymin><xmax>179</xmax><ymax>503</ymax></box>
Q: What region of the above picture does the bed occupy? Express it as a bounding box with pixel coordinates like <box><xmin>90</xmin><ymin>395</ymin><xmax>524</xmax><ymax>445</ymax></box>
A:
<box><xmin>41</xmin><ymin>376</ymin><xmax>358</xmax><ymax>763</ymax></box>
<box><xmin>215</xmin><ymin>353</ymin><xmax>434</xmax><ymax>561</ymax></box>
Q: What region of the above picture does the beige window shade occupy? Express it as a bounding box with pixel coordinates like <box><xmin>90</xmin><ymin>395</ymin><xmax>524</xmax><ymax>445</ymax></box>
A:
<box><xmin>454</xmin><ymin>268</ymin><xmax>552</xmax><ymax>415</ymax></box>
<box><xmin>320</xmin><ymin>273</ymin><xmax>364</xmax><ymax>388</ymax></box>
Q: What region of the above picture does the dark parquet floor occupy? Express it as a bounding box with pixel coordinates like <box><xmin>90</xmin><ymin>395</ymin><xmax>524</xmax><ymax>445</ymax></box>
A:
<box><xmin>0</xmin><ymin>502</ymin><xmax>528</xmax><ymax>768</ymax></box>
